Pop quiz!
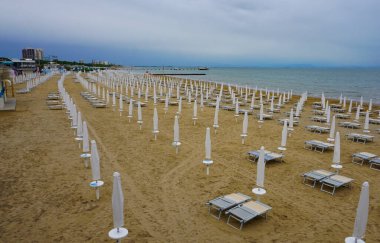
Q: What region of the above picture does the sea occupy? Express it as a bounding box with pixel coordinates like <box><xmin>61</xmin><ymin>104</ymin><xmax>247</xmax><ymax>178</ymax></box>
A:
<box><xmin>129</xmin><ymin>67</ymin><xmax>380</xmax><ymax>104</ymax></box>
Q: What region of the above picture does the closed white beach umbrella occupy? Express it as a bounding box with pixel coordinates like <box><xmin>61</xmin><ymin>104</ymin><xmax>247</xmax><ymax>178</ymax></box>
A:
<box><xmin>331</xmin><ymin>132</ymin><xmax>342</xmax><ymax>173</ymax></box>
<box><xmin>90</xmin><ymin>140</ymin><xmax>103</xmax><ymax>200</ymax></box>
<box><xmin>288</xmin><ymin>108</ymin><xmax>294</xmax><ymax>131</ymax></box>
<box><xmin>345</xmin><ymin>182</ymin><xmax>369</xmax><ymax>243</ymax></box>
<box><xmin>348</xmin><ymin>99</ymin><xmax>352</xmax><ymax>113</ymax></box>
<box><xmin>164</xmin><ymin>93</ymin><xmax>169</xmax><ymax>114</ymax></box>
<box><xmin>250</xmin><ymin>93</ymin><xmax>255</xmax><ymax>110</ymax></box>
<box><xmin>112</xmin><ymin>92</ymin><xmax>116</xmax><ymax>109</ymax></box>
<box><xmin>128</xmin><ymin>99</ymin><xmax>133</xmax><ymax>123</ymax></box>
<box><xmin>137</xmin><ymin>101</ymin><xmax>143</xmax><ymax>129</ymax></box>
<box><xmin>328</xmin><ymin>115</ymin><xmax>336</xmax><ymax>142</ymax></box>
<box><xmin>177</xmin><ymin>97</ymin><xmax>182</xmax><ymax>115</ymax></box>
<box><xmin>200</xmin><ymin>92</ymin><xmax>204</xmax><ymax>111</ymax></box>
<box><xmin>368</xmin><ymin>99</ymin><xmax>372</xmax><ymax>111</ymax></box>
<box><xmin>108</xmin><ymin>172</ymin><xmax>128</xmax><ymax>242</ymax></box>
<box><xmin>119</xmin><ymin>93</ymin><xmax>123</xmax><ymax>116</ymax></box>
<box><xmin>363</xmin><ymin>111</ymin><xmax>370</xmax><ymax>132</ymax></box>
<box><xmin>213</xmin><ymin>107</ymin><xmax>219</xmax><ymax>134</ymax></box>
<box><xmin>106</xmin><ymin>90</ymin><xmax>110</xmax><ymax>104</ymax></box>
<box><xmin>259</xmin><ymin>104</ymin><xmax>264</xmax><ymax>122</ymax></box>
<box><xmin>203</xmin><ymin>127</ymin><xmax>213</xmax><ymax>175</ymax></box>
<box><xmin>355</xmin><ymin>105</ymin><xmax>361</xmax><ymax>122</ymax></box>
<box><xmin>76</xmin><ymin>111</ymin><xmax>83</xmax><ymax>138</ymax></box>
<box><xmin>241</xmin><ymin>112</ymin><xmax>248</xmax><ymax>144</ymax></box>
<box><xmin>257</xmin><ymin>146</ymin><xmax>265</xmax><ymax>188</ymax></box>
<box><xmin>326</xmin><ymin>106</ymin><xmax>331</xmax><ymax>124</ymax></box>
<box><xmin>172</xmin><ymin>115</ymin><xmax>181</xmax><ymax>153</ymax></box>
<box><xmin>81</xmin><ymin>121</ymin><xmax>91</xmax><ymax>168</ymax></box>
<box><xmin>192</xmin><ymin>99</ymin><xmax>198</xmax><ymax>125</ymax></box>
<box><xmin>360</xmin><ymin>96</ymin><xmax>363</xmax><ymax>107</ymax></box>
<box><xmin>153</xmin><ymin>107</ymin><xmax>159</xmax><ymax>140</ymax></box>
<box><xmin>280</xmin><ymin>120</ymin><xmax>288</xmax><ymax>149</ymax></box>
<box><xmin>235</xmin><ymin>98</ymin><xmax>239</xmax><ymax>118</ymax></box>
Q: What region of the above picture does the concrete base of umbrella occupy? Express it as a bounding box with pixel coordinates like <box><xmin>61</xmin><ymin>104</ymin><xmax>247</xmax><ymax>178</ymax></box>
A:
<box><xmin>234</xmin><ymin>114</ymin><xmax>239</xmax><ymax>122</ymax></box>
<box><xmin>203</xmin><ymin>159</ymin><xmax>213</xmax><ymax>175</ymax></box>
<box><xmin>153</xmin><ymin>130</ymin><xmax>159</xmax><ymax>140</ymax></box>
<box><xmin>75</xmin><ymin>136</ymin><xmax>83</xmax><ymax>148</ymax></box>
<box><xmin>109</xmin><ymin>227</ymin><xmax>128</xmax><ymax>242</ymax></box>
<box><xmin>213</xmin><ymin>124</ymin><xmax>219</xmax><ymax>134</ymax></box>
<box><xmin>127</xmin><ymin>115</ymin><xmax>132</xmax><ymax>123</ymax></box>
<box><xmin>80</xmin><ymin>153</ymin><xmax>91</xmax><ymax>168</ymax></box>
<box><xmin>241</xmin><ymin>134</ymin><xmax>247</xmax><ymax>144</ymax></box>
<box><xmin>331</xmin><ymin>164</ymin><xmax>343</xmax><ymax>174</ymax></box>
<box><xmin>258</xmin><ymin>120</ymin><xmax>263</xmax><ymax>128</ymax></box>
<box><xmin>345</xmin><ymin>237</ymin><xmax>365</xmax><ymax>243</ymax></box>
<box><xmin>90</xmin><ymin>180</ymin><xmax>104</xmax><ymax>200</ymax></box>
<box><xmin>252</xmin><ymin>187</ymin><xmax>266</xmax><ymax>202</ymax></box>
<box><xmin>277</xmin><ymin>146</ymin><xmax>286</xmax><ymax>154</ymax></box>
<box><xmin>172</xmin><ymin>141</ymin><xmax>181</xmax><ymax>154</ymax></box>
<box><xmin>192</xmin><ymin>117</ymin><xmax>198</xmax><ymax>125</ymax></box>
<box><xmin>137</xmin><ymin>120</ymin><xmax>143</xmax><ymax>130</ymax></box>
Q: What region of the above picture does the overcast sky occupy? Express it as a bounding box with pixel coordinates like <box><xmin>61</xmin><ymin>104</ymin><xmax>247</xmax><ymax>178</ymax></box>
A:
<box><xmin>1</xmin><ymin>0</ymin><xmax>379</xmax><ymax>66</ymax></box>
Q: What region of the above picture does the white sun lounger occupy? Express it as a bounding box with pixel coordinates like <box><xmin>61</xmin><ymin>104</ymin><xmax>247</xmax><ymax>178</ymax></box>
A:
<box><xmin>320</xmin><ymin>174</ymin><xmax>353</xmax><ymax>195</ymax></box>
<box><xmin>346</xmin><ymin>133</ymin><xmax>374</xmax><ymax>144</ymax></box>
<box><xmin>304</xmin><ymin>140</ymin><xmax>334</xmax><ymax>153</ymax></box>
<box><xmin>302</xmin><ymin>169</ymin><xmax>335</xmax><ymax>187</ymax></box>
<box><xmin>352</xmin><ymin>152</ymin><xmax>377</xmax><ymax>165</ymax></box>
<box><xmin>279</xmin><ymin>118</ymin><xmax>299</xmax><ymax>126</ymax></box>
<box><xmin>335</xmin><ymin>114</ymin><xmax>351</xmax><ymax>119</ymax></box>
<box><xmin>256</xmin><ymin>113</ymin><xmax>273</xmax><ymax>120</ymax></box>
<box><xmin>310</xmin><ymin>116</ymin><xmax>327</xmax><ymax>123</ymax></box>
<box><xmin>305</xmin><ymin>125</ymin><xmax>330</xmax><ymax>134</ymax></box>
<box><xmin>206</xmin><ymin>193</ymin><xmax>251</xmax><ymax>220</ymax></box>
<box><xmin>48</xmin><ymin>105</ymin><xmax>63</xmax><ymax>110</ymax></box>
<box><xmin>369</xmin><ymin>157</ymin><xmax>380</xmax><ymax>171</ymax></box>
<box><xmin>331</xmin><ymin>104</ymin><xmax>342</xmax><ymax>109</ymax></box>
<box><xmin>312</xmin><ymin>110</ymin><xmax>325</xmax><ymax>115</ymax></box>
<box><xmin>225</xmin><ymin>201</ymin><xmax>272</xmax><ymax>230</ymax></box>
<box><xmin>248</xmin><ymin>150</ymin><xmax>284</xmax><ymax>163</ymax></box>
<box><xmin>339</xmin><ymin>122</ymin><xmax>361</xmax><ymax>129</ymax></box>
<box><xmin>369</xmin><ymin>118</ymin><xmax>380</xmax><ymax>124</ymax></box>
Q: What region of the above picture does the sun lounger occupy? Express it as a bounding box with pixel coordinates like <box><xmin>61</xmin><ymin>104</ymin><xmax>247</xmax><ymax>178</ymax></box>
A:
<box><xmin>331</xmin><ymin>104</ymin><xmax>342</xmax><ymax>109</ymax></box>
<box><xmin>46</xmin><ymin>100</ymin><xmax>61</xmax><ymax>105</ymax></box>
<box><xmin>320</xmin><ymin>174</ymin><xmax>353</xmax><ymax>195</ymax></box>
<box><xmin>312</xmin><ymin>110</ymin><xmax>325</xmax><ymax>115</ymax></box>
<box><xmin>279</xmin><ymin>118</ymin><xmax>299</xmax><ymax>126</ymax></box>
<box><xmin>305</xmin><ymin>125</ymin><xmax>330</xmax><ymax>134</ymax></box>
<box><xmin>285</xmin><ymin>111</ymin><xmax>301</xmax><ymax>118</ymax></box>
<box><xmin>302</xmin><ymin>169</ymin><xmax>335</xmax><ymax>187</ymax></box>
<box><xmin>369</xmin><ymin>157</ymin><xmax>380</xmax><ymax>171</ymax></box>
<box><xmin>346</xmin><ymin>133</ymin><xmax>374</xmax><ymax>144</ymax></box>
<box><xmin>266</xmin><ymin>108</ymin><xmax>281</xmax><ymax>113</ymax></box>
<box><xmin>16</xmin><ymin>88</ymin><xmax>30</xmax><ymax>94</ymax></box>
<box><xmin>310</xmin><ymin>116</ymin><xmax>327</xmax><ymax>123</ymax></box>
<box><xmin>339</xmin><ymin>122</ymin><xmax>361</xmax><ymax>129</ymax></box>
<box><xmin>206</xmin><ymin>193</ymin><xmax>251</xmax><ymax>220</ymax></box>
<box><xmin>248</xmin><ymin>150</ymin><xmax>284</xmax><ymax>163</ymax></box>
<box><xmin>369</xmin><ymin>118</ymin><xmax>380</xmax><ymax>124</ymax></box>
<box><xmin>312</xmin><ymin>103</ymin><xmax>322</xmax><ymax>109</ymax></box>
<box><xmin>48</xmin><ymin>105</ymin><xmax>63</xmax><ymax>110</ymax></box>
<box><xmin>335</xmin><ymin>114</ymin><xmax>350</xmax><ymax>119</ymax></box>
<box><xmin>304</xmin><ymin>140</ymin><xmax>334</xmax><ymax>152</ymax></box>
<box><xmin>225</xmin><ymin>201</ymin><xmax>272</xmax><ymax>230</ymax></box>
<box><xmin>222</xmin><ymin>105</ymin><xmax>235</xmax><ymax>111</ymax></box>
<box><xmin>256</xmin><ymin>113</ymin><xmax>273</xmax><ymax>120</ymax></box>
<box><xmin>331</xmin><ymin>108</ymin><xmax>346</xmax><ymax>113</ymax></box>
<box><xmin>352</xmin><ymin>152</ymin><xmax>377</xmax><ymax>165</ymax></box>
<box><xmin>238</xmin><ymin>109</ymin><xmax>253</xmax><ymax>115</ymax></box>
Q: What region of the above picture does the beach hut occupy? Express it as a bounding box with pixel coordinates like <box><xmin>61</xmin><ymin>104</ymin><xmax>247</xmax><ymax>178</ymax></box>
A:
<box><xmin>345</xmin><ymin>182</ymin><xmax>369</xmax><ymax>243</ymax></box>
<box><xmin>89</xmin><ymin>140</ymin><xmax>104</xmax><ymax>200</ymax></box>
<box><xmin>252</xmin><ymin>146</ymin><xmax>266</xmax><ymax>201</ymax></box>
<box><xmin>108</xmin><ymin>172</ymin><xmax>128</xmax><ymax>242</ymax></box>
<box><xmin>172</xmin><ymin>115</ymin><xmax>181</xmax><ymax>153</ymax></box>
<box><xmin>203</xmin><ymin>127</ymin><xmax>213</xmax><ymax>175</ymax></box>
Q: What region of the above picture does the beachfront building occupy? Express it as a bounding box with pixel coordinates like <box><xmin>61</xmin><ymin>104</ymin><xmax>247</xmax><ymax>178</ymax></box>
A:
<box><xmin>22</xmin><ymin>48</ymin><xmax>44</xmax><ymax>60</ymax></box>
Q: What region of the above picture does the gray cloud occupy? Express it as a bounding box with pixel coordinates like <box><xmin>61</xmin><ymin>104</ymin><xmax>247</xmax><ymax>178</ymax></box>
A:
<box><xmin>1</xmin><ymin>0</ymin><xmax>379</xmax><ymax>65</ymax></box>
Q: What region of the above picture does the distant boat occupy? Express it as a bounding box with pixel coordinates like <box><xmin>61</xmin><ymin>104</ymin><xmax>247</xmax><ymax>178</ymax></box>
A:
<box><xmin>198</xmin><ymin>67</ymin><xmax>209</xmax><ymax>70</ymax></box>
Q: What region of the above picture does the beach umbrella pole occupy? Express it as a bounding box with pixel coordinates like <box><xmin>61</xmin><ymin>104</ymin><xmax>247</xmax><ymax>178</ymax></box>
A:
<box><xmin>109</xmin><ymin>227</ymin><xmax>128</xmax><ymax>243</ymax></box>
<box><xmin>80</xmin><ymin>153</ymin><xmax>91</xmax><ymax>168</ymax></box>
<box><xmin>203</xmin><ymin>160</ymin><xmax>213</xmax><ymax>175</ymax></box>
<box><xmin>241</xmin><ymin>134</ymin><xmax>247</xmax><ymax>144</ymax></box>
<box><xmin>90</xmin><ymin>180</ymin><xmax>104</xmax><ymax>200</ymax></box>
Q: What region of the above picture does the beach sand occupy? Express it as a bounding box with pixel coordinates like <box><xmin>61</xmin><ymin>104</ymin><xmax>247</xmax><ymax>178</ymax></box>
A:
<box><xmin>0</xmin><ymin>74</ymin><xmax>379</xmax><ymax>242</ymax></box>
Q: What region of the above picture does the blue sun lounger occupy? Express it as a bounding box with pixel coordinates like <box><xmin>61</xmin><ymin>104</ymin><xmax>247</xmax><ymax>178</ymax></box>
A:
<box><xmin>304</xmin><ymin>140</ymin><xmax>334</xmax><ymax>153</ymax></box>
<box><xmin>369</xmin><ymin>157</ymin><xmax>380</xmax><ymax>171</ymax></box>
<box><xmin>206</xmin><ymin>193</ymin><xmax>251</xmax><ymax>220</ymax></box>
<box><xmin>248</xmin><ymin>150</ymin><xmax>284</xmax><ymax>163</ymax></box>
<box><xmin>352</xmin><ymin>152</ymin><xmax>377</xmax><ymax>165</ymax></box>
<box><xmin>302</xmin><ymin>169</ymin><xmax>335</xmax><ymax>187</ymax></box>
<box><xmin>225</xmin><ymin>201</ymin><xmax>272</xmax><ymax>230</ymax></box>
<box><xmin>320</xmin><ymin>175</ymin><xmax>353</xmax><ymax>195</ymax></box>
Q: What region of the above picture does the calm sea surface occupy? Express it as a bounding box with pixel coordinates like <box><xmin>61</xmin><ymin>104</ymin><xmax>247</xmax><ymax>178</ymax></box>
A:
<box><xmin>131</xmin><ymin>67</ymin><xmax>380</xmax><ymax>103</ymax></box>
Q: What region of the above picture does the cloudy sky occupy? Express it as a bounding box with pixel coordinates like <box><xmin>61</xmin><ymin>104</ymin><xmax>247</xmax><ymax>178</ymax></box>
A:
<box><xmin>1</xmin><ymin>0</ymin><xmax>379</xmax><ymax>66</ymax></box>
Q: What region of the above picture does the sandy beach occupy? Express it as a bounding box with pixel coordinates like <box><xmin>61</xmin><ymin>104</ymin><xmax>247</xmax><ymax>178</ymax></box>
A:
<box><xmin>1</xmin><ymin>73</ymin><xmax>379</xmax><ymax>242</ymax></box>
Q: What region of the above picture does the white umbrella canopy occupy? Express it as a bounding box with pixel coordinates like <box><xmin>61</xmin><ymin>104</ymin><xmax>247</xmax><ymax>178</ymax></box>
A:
<box><xmin>281</xmin><ymin>120</ymin><xmax>288</xmax><ymax>148</ymax></box>
<box><xmin>173</xmin><ymin>115</ymin><xmax>180</xmax><ymax>143</ymax></box>
<box><xmin>363</xmin><ymin>111</ymin><xmax>370</xmax><ymax>132</ymax></box>
<box><xmin>76</xmin><ymin>111</ymin><xmax>83</xmax><ymax>137</ymax></box>
<box><xmin>153</xmin><ymin>107</ymin><xmax>159</xmax><ymax>140</ymax></box>
<box><xmin>109</xmin><ymin>172</ymin><xmax>128</xmax><ymax>241</ymax></box>
<box><xmin>112</xmin><ymin>172</ymin><xmax>124</xmax><ymax>228</ymax></box>
<box><xmin>348</xmin><ymin>99</ymin><xmax>353</xmax><ymax>113</ymax></box>
<box><xmin>164</xmin><ymin>93</ymin><xmax>169</xmax><ymax>113</ymax></box>
<box><xmin>90</xmin><ymin>140</ymin><xmax>101</xmax><ymax>181</ymax></box>
<box><xmin>328</xmin><ymin>115</ymin><xmax>336</xmax><ymax>141</ymax></box>
<box><xmin>112</xmin><ymin>92</ymin><xmax>116</xmax><ymax>107</ymax></box>
<box><xmin>355</xmin><ymin>105</ymin><xmax>361</xmax><ymax>121</ymax></box>
<box><xmin>82</xmin><ymin>121</ymin><xmax>90</xmax><ymax>153</ymax></box>
<box><xmin>259</xmin><ymin>104</ymin><xmax>264</xmax><ymax>122</ymax></box>
<box><xmin>326</xmin><ymin>106</ymin><xmax>331</xmax><ymax>124</ymax></box>
<box><xmin>332</xmin><ymin>132</ymin><xmax>340</xmax><ymax>165</ymax></box>
<box><xmin>256</xmin><ymin>146</ymin><xmax>266</xmax><ymax>188</ymax></box>
<box><xmin>137</xmin><ymin>101</ymin><xmax>143</xmax><ymax>129</ymax></box>
<box><xmin>178</xmin><ymin>97</ymin><xmax>182</xmax><ymax>114</ymax></box>
<box><xmin>213</xmin><ymin>107</ymin><xmax>219</xmax><ymax>133</ymax></box>
<box><xmin>241</xmin><ymin>111</ymin><xmax>248</xmax><ymax>144</ymax></box>
<box><xmin>119</xmin><ymin>93</ymin><xmax>123</xmax><ymax>115</ymax></box>
<box><xmin>368</xmin><ymin>99</ymin><xmax>372</xmax><ymax>111</ymax></box>
<box><xmin>205</xmin><ymin>127</ymin><xmax>212</xmax><ymax>160</ymax></box>
<box><xmin>250</xmin><ymin>93</ymin><xmax>255</xmax><ymax>109</ymax></box>
<box><xmin>288</xmin><ymin>108</ymin><xmax>294</xmax><ymax>130</ymax></box>
<box><xmin>346</xmin><ymin>182</ymin><xmax>369</xmax><ymax>243</ymax></box>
